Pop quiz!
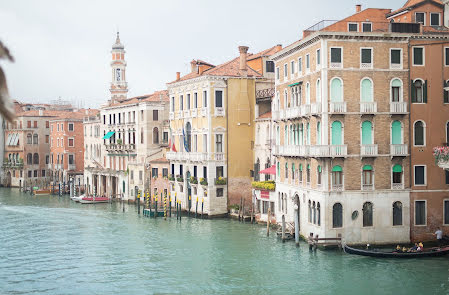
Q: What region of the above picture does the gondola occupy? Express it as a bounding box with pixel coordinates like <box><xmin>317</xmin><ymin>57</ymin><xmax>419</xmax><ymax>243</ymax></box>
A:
<box><xmin>343</xmin><ymin>244</ymin><xmax>449</xmax><ymax>258</ymax></box>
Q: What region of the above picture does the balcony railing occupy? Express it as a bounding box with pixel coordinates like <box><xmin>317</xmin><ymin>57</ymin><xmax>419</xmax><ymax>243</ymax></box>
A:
<box><xmin>183</xmin><ymin>110</ymin><xmax>190</xmax><ymax>118</ymax></box>
<box><xmin>390</xmin><ymin>102</ymin><xmax>407</xmax><ymax>114</ymax></box>
<box><xmin>390</xmin><ymin>144</ymin><xmax>408</xmax><ymax>156</ymax></box>
<box><xmin>330</xmin><ymin>102</ymin><xmax>347</xmax><ymax>114</ymax></box>
<box><xmin>300</xmin><ymin>104</ymin><xmax>311</xmax><ymax>117</ymax></box>
<box><xmin>310</xmin><ymin>145</ymin><xmax>348</xmax><ymax>157</ymax></box>
<box><xmin>166</xmin><ymin>152</ymin><xmax>208</xmax><ymax>162</ymax></box>
<box><xmin>68</xmin><ymin>164</ymin><xmax>76</xmax><ymax>171</ymax></box>
<box><xmin>169</xmin><ymin>112</ymin><xmax>174</xmax><ymax>120</ymax></box>
<box><xmin>362</xmin><ymin>184</ymin><xmax>374</xmax><ymax>191</ymax></box>
<box><xmin>360</xmin><ymin>102</ymin><xmax>377</xmax><ymax>114</ymax></box>
<box><xmin>105</xmin><ymin>144</ymin><xmax>136</xmax><ymax>152</ymax></box>
<box><xmin>361</xmin><ymin>144</ymin><xmax>378</xmax><ymax>157</ymax></box>
<box><xmin>191</xmin><ymin>109</ymin><xmax>197</xmax><ymax>118</ymax></box>
<box><xmin>215</xmin><ymin>108</ymin><xmax>225</xmax><ymax>117</ymax></box>
<box><xmin>392</xmin><ymin>183</ymin><xmax>404</xmax><ymax>190</ymax></box>
<box><xmin>311</xmin><ymin>103</ymin><xmax>322</xmax><ymax>115</ymax></box>
<box><xmin>214</xmin><ymin>153</ymin><xmax>224</xmax><ymax>161</ymax></box>
<box><xmin>175</xmin><ymin>111</ymin><xmax>182</xmax><ymax>119</ymax></box>
<box><xmin>285</xmin><ymin>106</ymin><xmax>301</xmax><ymax>119</ymax></box>
<box><xmin>201</xmin><ymin>108</ymin><xmax>207</xmax><ymax>117</ymax></box>
<box><xmin>332</xmin><ymin>184</ymin><xmax>343</xmax><ymax>191</ymax></box>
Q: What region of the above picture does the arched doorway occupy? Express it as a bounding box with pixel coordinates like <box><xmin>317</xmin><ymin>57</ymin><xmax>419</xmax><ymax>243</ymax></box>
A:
<box><xmin>5</xmin><ymin>171</ymin><xmax>11</xmax><ymax>187</ymax></box>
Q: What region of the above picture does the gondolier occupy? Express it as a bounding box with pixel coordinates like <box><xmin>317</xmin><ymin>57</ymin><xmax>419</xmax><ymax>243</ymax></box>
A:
<box><xmin>435</xmin><ymin>228</ymin><xmax>443</xmax><ymax>246</ymax></box>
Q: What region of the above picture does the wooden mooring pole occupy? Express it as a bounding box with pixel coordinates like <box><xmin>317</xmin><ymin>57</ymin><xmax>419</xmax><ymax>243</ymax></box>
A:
<box><xmin>282</xmin><ymin>215</ymin><xmax>286</xmax><ymax>243</ymax></box>
<box><xmin>195</xmin><ymin>196</ymin><xmax>198</xmax><ymax>218</ymax></box>
<box><xmin>267</xmin><ymin>207</ymin><xmax>271</xmax><ymax>237</ymax></box>
<box><xmin>201</xmin><ymin>198</ymin><xmax>204</xmax><ymax>219</ymax></box>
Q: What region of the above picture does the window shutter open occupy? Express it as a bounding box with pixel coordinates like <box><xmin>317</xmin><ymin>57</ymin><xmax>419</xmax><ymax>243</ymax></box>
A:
<box><xmin>411</xmin><ymin>80</ymin><xmax>416</xmax><ymax>103</ymax></box>
<box><xmin>423</xmin><ymin>80</ymin><xmax>428</xmax><ymax>103</ymax></box>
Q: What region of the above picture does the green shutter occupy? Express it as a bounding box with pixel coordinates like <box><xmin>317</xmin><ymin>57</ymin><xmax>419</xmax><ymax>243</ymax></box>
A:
<box><xmin>299</xmin><ymin>164</ymin><xmax>303</xmax><ymax>171</ymax></box>
<box><xmin>332</xmin><ymin>121</ymin><xmax>342</xmax><ymax>145</ymax></box>
<box><xmin>393</xmin><ymin>164</ymin><xmax>402</xmax><ymax>173</ymax></box>
<box><xmin>317</xmin><ymin>122</ymin><xmax>321</xmax><ymax>145</ymax></box>
<box><xmin>423</xmin><ymin>80</ymin><xmax>428</xmax><ymax>103</ymax></box>
<box><xmin>332</xmin><ymin>165</ymin><xmax>342</xmax><ymax>172</ymax></box>
<box><xmin>331</xmin><ymin>79</ymin><xmax>342</xmax><ymax>102</ymax></box>
<box><xmin>318</xmin><ymin>165</ymin><xmax>322</xmax><ymax>173</ymax></box>
<box><xmin>307</xmin><ymin>164</ymin><xmax>311</xmax><ymax>170</ymax></box>
<box><xmin>361</xmin><ymin>79</ymin><xmax>373</xmax><ymax>102</ymax></box>
<box><xmin>361</xmin><ymin>121</ymin><xmax>372</xmax><ymax>145</ymax></box>
<box><xmin>392</xmin><ymin>121</ymin><xmax>402</xmax><ymax>144</ymax></box>
<box><xmin>411</xmin><ymin>80</ymin><xmax>416</xmax><ymax>103</ymax></box>
<box><xmin>363</xmin><ymin>165</ymin><xmax>372</xmax><ymax>171</ymax></box>
<box><xmin>292</xmin><ymin>163</ymin><xmax>295</xmax><ymax>172</ymax></box>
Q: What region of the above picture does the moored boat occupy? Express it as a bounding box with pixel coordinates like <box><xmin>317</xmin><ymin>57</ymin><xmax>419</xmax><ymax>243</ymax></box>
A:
<box><xmin>79</xmin><ymin>196</ymin><xmax>109</xmax><ymax>204</ymax></box>
<box><xmin>343</xmin><ymin>244</ymin><xmax>449</xmax><ymax>258</ymax></box>
<box><xmin>70</xmin><ymin>194</ymin><xmax>85</xmax><ymax>202</ymax></box>
<box><xmin>33</xmin><ymin>189</ymin><xmax>51</xmax><ymax>196</ymax></box>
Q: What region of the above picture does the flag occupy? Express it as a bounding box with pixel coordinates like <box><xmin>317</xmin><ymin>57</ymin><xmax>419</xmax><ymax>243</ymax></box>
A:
<box><xmin>169</xmin><ymin>126</ymin><xmax>177</xmax><ymax>152</ymax></box>
<box><xmin>182</xmin><ymin>128</ymin><xmax>189</xmax><ymax>152</ymax></box>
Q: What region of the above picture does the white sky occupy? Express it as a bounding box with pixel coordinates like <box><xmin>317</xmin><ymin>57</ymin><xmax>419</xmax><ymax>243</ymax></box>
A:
<box><xmin>0</xmin><ymin>0</ymin><xmax>400</xmax><ymax>108</ymax></box>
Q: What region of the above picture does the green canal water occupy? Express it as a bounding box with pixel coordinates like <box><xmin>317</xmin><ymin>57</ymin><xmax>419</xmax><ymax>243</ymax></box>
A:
<box><xmin>0</xmin><ymin>188</ymin><xmax>448</xmax><ymax>295</ymax></box>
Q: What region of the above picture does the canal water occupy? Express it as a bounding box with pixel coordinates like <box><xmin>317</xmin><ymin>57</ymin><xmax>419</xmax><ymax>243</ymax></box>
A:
<box><xmin>0</xmin><ymin>188</ymin><xmax>448</xmax><ymax>295</ymax></box>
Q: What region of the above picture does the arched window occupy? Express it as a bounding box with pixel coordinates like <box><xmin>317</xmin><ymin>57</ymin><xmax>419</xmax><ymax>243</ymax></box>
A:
<box><xmin>27</xmin><ymin>153</ymin><xmax>32</xmax><ymax>165</ymax></box>
<box><xmin>284</xmin><ymin>89</ymin><xmax>288</xmax><ymax>108</ymax></box>
<box><xmin>290</xmin><ymin>125</ymin><xmax>293</xmax><ymax>145</ymax></box>
<box><xmin>33</xmin><ymin>153</ymin><xmax>39</xmax><ymax>165</ymax></box>
<box><xmin>414</xmin><ymin>121</ymin><xmax>425</xmax><ymax>146</ymax></box>
<box><xmin>391</xmin><ymin>79</ymin><xmax>402</xmax><ymax>102</ymax></box>
<box><xmin>332</xmin><ymin>121</ymin><xmax>342</xmax><ymax>145</ymax></box>
<box><xmin>362</xmin><ymin>165</ymin><xmax>373</xmax><ymax>188</ymax></box>
<box><xmin>293</xmin><ymin>125</ymin><xmax>297</xmax><ymax>145</ymax></box>
<box><xmin>317</xmin><ymin>202</ymin><xmax>321</xmax><ymax>226</ymax></box>
<box><xmin>330</xmin><ymin>78</ymin><xmax>342</xmax><ymax>102</ymax></box>
<box><xmin>306</xmin><ymin>123</ymin><xmax>310</xmax><ymax>145</ymax></box>
<box><xmin>363</xmin><ymin>202</ymin><xmax>373</xmax><ymax>227</ymax></box>
<box><xmin>308</xmin><ymin>200</ymin><xmax>312</xmax><ymax>223</ymax></box>
<box><xmin>306</xmin><ymin>82</ymin><xmax>310</xmax><ymax>104</ymax></box>
<box><xmin>393</xmin><ymin>201</ymin><xmax>403</xmax><ymax>226</ymax></box>
<box><xmin>361</xmin><ymin>78</ymin><xmax>373</xmax><ymax>102</ymax></box>
<box><xmin>185</xmin><ymin>123</ymin><xmax>191</xmax><ymax>151</ymax></box>
<box><xmin>391</xmin><ymin>120</ymin><xmax>402</xmax><ymax>144</ymax></box>
<box><xmin>276</xmin><ymin>162</ymin><xmax>280</xmax><ymax>177</ymax></box>
<box><xmin>27</xmin><ymin>133</ymin><xmax>32</xmax><ymax>144</ymax></box>
<box><xmin>276</xmin><ymin>126</ymin><xmax>280</xmax><ymax>145</ymax></box>
<box><xmin>333</xmin><ymin>203</ymin><xmax>343</xmax><ymax>228</ymax></box>
<box><xmin>153</xmin><ymin>127</ymin><xmax>159</xmax><ymax>144</ymax></box>
<box><xmin>278</xmin><ymin>192</ymin><xmax>281</xmax><ymax>211</ymax></box>
<box><xmin>332</xmin><ymin>165</ymin><xmax>343</xmax><ymax>189</ymax></box>
<box><xmin>317</xmin><ymin>165</ymin><xmax>322</xmax><ymax>185</ymax></box>
<box><xmin>299</xmin><ymin>164</ymin><xmax>303</xmax><ymax>183</ymax></box>
<box><xmin>307</xmin><ymin>164</ymin><xmax>311</xmax><ymax>184</ymax></box>
<box><xmin>361</xmin><ymin>121</ymin><xmax>373</xmax><ymax>145</ymax></box>
<box><xmin>313</xmin><ymin>201</ymin><xmax>316</xmax><ymax>224</ymax></box>
<box><xmin>284</xmin><ymin>126</ymin><xmax>288</xmax><ymax>146</ymax></box>
<box><xmin>292</xmin><ymin>163</ymin><xmax>295</xmax><ymax>180</ymax></box>
<box><xmin>316</xmin><ymin>79</ymin><xmax>321</xmax><ymax>103</ymax></box>
<box><xmin>411</xmin><ymin>79</ymin><xmax>426</xmax><ymax>103</ymax></box>
<box><xmin>392</xmin><ymin>164</ymin><xmax>403</xmax><ymax>188</ymax></box>
<box><xmin>316</xmin><ymin>121</ymin><xmax>321</xmax><ymax>145</ymax></box>
<box><xmin>33</xmin><ymin>134</ymin><xmax>38</xmax><ymax>144</ymax></box>
<box><xmin>299</xmin><ymin>124</ymin><xmax>304</xmax><ymax>145</ymax></box>
<box><xmin>285</xmin><ymin>162</ymin><xmax>288</xmax><ymax>179</ymax></box>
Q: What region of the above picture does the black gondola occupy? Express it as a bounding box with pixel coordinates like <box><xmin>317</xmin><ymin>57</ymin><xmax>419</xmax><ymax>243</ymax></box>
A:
<box><xmin>344</xmin><ymin>244</ymin><xmax>449</xmax><ymax>258</ymax></box>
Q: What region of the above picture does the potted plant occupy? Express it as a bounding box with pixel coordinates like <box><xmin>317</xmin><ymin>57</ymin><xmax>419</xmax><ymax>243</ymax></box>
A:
<box><xmin>168</xmin><ymin>174</ymin><xmax>175</xmax><ymax>181</ymax></box>
<box><xmin>117</xmin><ymin>138</ymin><xmax>123</xmax><ymax>145</ymax></box>
<box><xmin>190</xmin><ymin>176</ymin><xmax>198</xmax><ymax>184</ymax></box>
<box><xmin>200</xmin><ymin>177</ymin><xmax>208</xmax><ymax>186</ymax></box>
<box><xmin>215</xmin><ymin>177</ymin><xmax>227</xmax><ymax>185</ymax></box>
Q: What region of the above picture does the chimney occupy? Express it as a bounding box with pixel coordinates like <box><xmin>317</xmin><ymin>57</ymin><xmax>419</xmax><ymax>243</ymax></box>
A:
<box><xmin>356</xmin><ymin>4</ymin><xmax>362</xmax><ymax>13</ymax></box>
<box><xmin>176</xmin><ymin>72</ymin><xmax>180</xmax><ymax>81</ymax></box>
<box><xmin>275</xmin><ymin>44</ymin><xmax>282</xmax><ymax>53</ymax></box>
<box><xmin>190</xmin><ymin>60</ymin><xmax>197</xmax><ymax>73</ymax></box>
<box><xmin>238</xmin><ymin>46</ymin><xmax>249</xmax><ymax>74</ymax></box>
<box><xmin>444</xmin><ymin>0</ymin><xmax>449</xmax><ymax>27</ymax></box>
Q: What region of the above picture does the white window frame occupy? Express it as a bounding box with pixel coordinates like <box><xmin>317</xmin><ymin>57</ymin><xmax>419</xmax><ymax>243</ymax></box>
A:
<box><xmin>290</xmin><ymin>60</ymin><xmax>295</xmax><ymax>75</ymax></box>
<box><xmin>389</xmin><ymin>48</ymin><xmax>403</xmax><ymax>69</ymax></box>
<box><xmin>415</xmin><ymin>12</ymin><xmax>426</xmax><ymax>25</ymax></box>
<box><xmin>305</xmin><ymin>54</ymin><xmax>310</xmax><ymax>72</ymax></box>
<box><xmin>430</xmin><ymin>12</ymin><xmax>441</xmax><ymax>26</ymax></box>
<box><xmin>391</xmin><ymin>164</ymin><xmax>404</xmax><ymax>189</ymax></box>
<box><xmin>412</xmin><ymin>46</ymin><xmax>425</xmax><ymax>66</ymax></box>
<box><xmin>275</xmin><ymin>67</ymin><xmax>280</xmax><ymax>81</ymax></box>
<box><xmin>361</xmin><ymin>166</ymin><xmax>375</xmax><ymax>190</ymax></box>
<box><xmin>390</xmin><ymin>78</ymin><xmax>404</xmax><ymax>103</ymax></box>
<box><xmin>316</xmin><ymin>48</ymin><xmax>321</xmax><ymax>68</ymax></box>
<box><xmin>284</xmin><ymin>63</ymin><xmax>288</xmax><ymax>78</ymax></box>
<box><xmin>297</xmin><ymin>57</ymin><xmax>302</xmax><ymax>76</ymax></box>
<box><xmin>348</xmin><ymin>22</ymin><xmax>359</xmax><ymax>32</ymax></box>
<box><xmin>68</xmin><ymin>137</ymin><xmax>75</xmax><ymax>147</ymax></box>
<box><xmin>360</xmin><ymin>47</ymin><xmax>373</xmax><ymax>69</ymax></box>
<box><xmin>414</xmin><ymin>199</ymin><xmax>427</xmax><ymax>226</ymax></box>
<box><xmin>413</xmin><ymin>119</ymin><xmax>426</xmax><ymax>147</ymax></box>
<box><xmin>330</xmin><ymin>47</ymin><xmax>343</xmax><ymax>68</ymax></box>
<box><xmin>362</xmin><ymin>22</ymin><xmax>372</xmax><ymax>32</ymax></box>
<box><xmin>215</xmin><ymin>133</ymin><xmax>224</xmax><ymax>153</ymax></box>
<box><xmin>413</xmin><ymin>165</ymin><xmax>427</xmax><ymax>186</ymax></box>
<box><xmin>68</xmin><ymin>122</ymin><xmax>74</xmax><ymax>131</ymax></box>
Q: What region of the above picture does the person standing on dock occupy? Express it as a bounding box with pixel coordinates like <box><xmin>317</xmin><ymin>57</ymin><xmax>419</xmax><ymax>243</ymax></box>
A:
<box><xmin>434</xmin><ymin>228</ymin><xmax>443</xmax><ymax>247</ymax></box>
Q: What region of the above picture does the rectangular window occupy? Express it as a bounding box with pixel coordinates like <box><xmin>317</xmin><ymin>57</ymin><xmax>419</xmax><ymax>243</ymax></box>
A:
<box><xmin>163</xmin><ymin>132</ymin><xmax>168</xmax><ymax>143</ymax></box>
<box><xmin>61</xmin><ymin>123</ymin><xmax>63</xmax><ymax>131</ymax></box>
<box><xmin>445</xmin><ymin>48</ymin><xmax>449</xmax><ymax>66</ymax></box>
<box><xmin>45</xmin><ymin>135</ymin><xmax>49</xmax><ymax>143</ymax></box>
<box><xmin>216</xmin><ymin>134</ymin><xmax>223</xmax><ymax>153</ymax></box>
<box><xmin>262</xmin><ymin>201</ymin><xmax>268</xmax><ymax>214</ymax></box>
<box><xmin>28</xmin><ymin>170</ymin><xmax>32</xmax><ymax>178</ymax></box>
<box><xmin>284</xmin><ymin>63</ymin><xmax>288</xmax><ymax>77</ymax></box>
<box><xmin>130</xmin><ymin>170</ymin><xmax>134</xmax><ymax>180</ymax></box>
<box><xmin>68</xmin><ymin>138</ymin><xmax>74</xmax><ymax>147</ymax></box>
<box><xmin>362</xmin><ymin>22</ymin><xmax>372</xmax><ymax>32</ymax></box>
<box><xmin>46</xmin><ymin>121</ymin><xmax>49</xmax><ymax>128</ymax></box>
<box><xmin>444</xmin><ymin>200</ymin><xmax>449</xmax><ymax>225</ymax></box>
<box><xmin>414</xmin><ymin>165</ymin><xmax>426</xmax><ymax>185</ymax></box>
<box><xmin>266</xmin><ymin>61</ymin><xmax>274</xmax><ymax>72</ymax></box>
<box><xmin>203</xmin><ymin>134</ymin><xmax>207</xmax><ymax>152</ymax></box>
<box><xmin>306</xmin><ymin>54</ymin><xmax>310</xmax><ymax>70</ymax></box>
<box><xmin>203</xmin><ymin>90</ymin><xmax>208</xmax><ymax>108</ymax></box>
<box><xmin>348</xmin><ymin>23</ymin><xmax>358</xmax><ymax>32</ymax></box>
<box><xmin>316</xmin><ymin>49</ymin><xmax>321</xmax><ymax>65</ymax></box>
<box><xmin>187</xmin><ymin>94</ymin><xmax>191</xmax><ymax>109</ymax></box>
<box><xmin>45</xmin><ymin>155</ymin><xmax>49</xmax><ymax>164</ymax></box>
<box><xmin>68</xmin><ymin>123</ymin><xmax>74</xmax><ymax>131</ymax></box>
<box><xmin>162</xmin><ymin>168</ymin><xmax>168</xmax><ymax>178</ymax></box>
<box><xmin>215</xmin><ymin>90</ymin><xmax>223</xmax><ymax>108</ymax></box>
<box><xmin>415</xmin><ymin>200</ymin><xmax>426</xmax><ymax>225</ymax></box>
<box><xmin>415</xmin><ymin>12</ymin><xmax>425</xmax><ymax>25</ymax></box>
<box><xmin>298</xmin><ymin>57</ymin><xmax>302</xmax><ymax>73</ymax></box>
<box><xmin>42</xmin><ymin>170</ymin><xmax>46</xmax><ymax>177</ymax></box>
<box><xmin>363</xmin><ymin>170</ymin><xmax>373</xmax><ymax>185</ymax></box>
<box><xmin>139</xmin><ymin>171</ymin><xmax>143</xmax><ymax>181</ymax></box>
<box><xmin>34</xmin><ymin>121</ymin><xmax>37</xmax><ymax>128</ymax></box>
<box><xmin>180</xmin><ymin>95</ymin><xmax>184</xmax><ymax>110</ymax></box>
<box><xmin>413</xmin><ymin>47</ymin><xmax>424</xmax><ymax>66</ymax></box>
<box><xmin>330</xmin><ymin>48</ymin><xmax>342</xmax><ymax>63</ymax></box>
<box><xmin>217</xmin><ymin>188</ymin><xmax>224</xmax><ymax>197</ymax></box>
<box><xmin>194</xmin><ymin>92</ymin><xmax>198</xmax><ymax>108</ymax></box>
<box><xmin>171</xmin><ymin>97</ymin><xmax>174</xmax><ymax>112</ymax></box>
<box><xmin>291</xmin><ymin>61</ymin><xmax>295</xmax><ymax>74</ymax></box>
<box><xmin>430</xmin><ymin>13</ymin><xmax>440</xmax><ymax>26</ymax></box>
<box><xmin>390</xmin><ymin>49</ymin><xmax>401</xmax><ymax>66</ymax></box>
<box><xmin>392</xmin><ymin>86</ymin><xmax>400</xmax><ymax>102</ymax></box>
<box><xmin>68</xmin><ymin>154</ymin><xmax>74</xmax><ymax>164</ymax></box>
<box><xmin>361</xmin><ymin>48</ymin><xmax>372</xmax><ymax>64</ymax></box>
<box><xmin>27</xmin><ymin>121</ymin><xmax>31</xmax><ymax>128</ymax></box>
<box><xmin>34</xmin><ymin>170</ymin><xmax>38</xmax><ymax>177</ymax></box>
<box><xmin>153</xmin><ymin>110</ymin><xmax>158</xmax><ymax>121</ymax></box>
<box><xmin>445</xmin><ymin>170</ymin><xmax>449</xmax><ymax>185</ymax></box>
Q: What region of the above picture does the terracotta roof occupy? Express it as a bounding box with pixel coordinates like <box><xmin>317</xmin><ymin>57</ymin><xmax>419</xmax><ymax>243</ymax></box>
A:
<box><xmin>258</xmin><ymin>111</ymin><xmax>272</xmax><ymax>119</ymax></box>
<box><xmin>322</xmin><ymin>8</ymin><xmax>391</xmax><ymax>32</ymax></box>
<box><xmin>389</xmin><ymin>0</ymin><xmax>443</xmax><ymax>17</ymax></box>
<box><xmin>108</xmin><ymin>90</ymin><xmax>169</xmax><ymax>107</ymax></box>
<box><xmin>150</xmin><ymin>157</ymin><xmax>169</xmax><ymax>164</ymax></box>
<box><xmin>247</xmin><ymin>45</ymin><xmax>281</xmax><ymax>61</ymax></box>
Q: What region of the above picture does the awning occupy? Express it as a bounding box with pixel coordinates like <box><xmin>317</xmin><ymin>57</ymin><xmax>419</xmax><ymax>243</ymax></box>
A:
<box><xmin>288</xmin><ymin>81</ymin><xmax>303</xmax><ymax>87</ymax></box>
<box><xmin>393</xmin><ymin>164</ymin><xmax>402</xmax><ymax>173</ymax></box>
<box><xmin>103</xmin><ymin>131</ymin><xmax>115</xmax><ymax>139</ymax></box>
<box><xmin>259</xmin><ymin>165</ymin><xmax>276</xmax><ymax>175</ymax></box>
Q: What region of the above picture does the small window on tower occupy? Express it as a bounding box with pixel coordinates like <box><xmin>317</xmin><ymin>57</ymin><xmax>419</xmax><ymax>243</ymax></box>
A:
<box><xmin>116</xmin><ymin>69</ymin><xmax>121</xmax><ymax>81</ymax></box>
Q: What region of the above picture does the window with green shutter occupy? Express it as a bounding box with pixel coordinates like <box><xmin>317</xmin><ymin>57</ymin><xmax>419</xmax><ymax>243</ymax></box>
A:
<box><xmin>362</xmin><ymin>121</ymin><xmax>373</xmax><ymax>145</ymax></box>
<box><xmin>361</xmin><ymin>79</ymin><xmax>373</xmax><ymax>102</ymax></box>
<box><xmin>392</xmin><ymin>121</ymin><xmax>402</xmax><ymax>144</ymax></box>
<box><xmin>316</xmin><ymin>122</ymin><xmax>321</xmax><ymax>145</ymax></box>
<box><xmin>332</xmin><ymin>121</ymin><xmax>342</xmax><ymax>145</ymax></box>
<box><xmin>330</xmin><ymin>78</ymin><xmax>342</xmax><ymax>102</ymax></box>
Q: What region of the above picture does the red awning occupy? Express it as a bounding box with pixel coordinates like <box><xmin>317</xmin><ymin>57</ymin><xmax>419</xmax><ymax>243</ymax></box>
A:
<box><xmin>259</xmin><ymin>165</ymin><xmax>276</xmax><ymax>175</ymax></box>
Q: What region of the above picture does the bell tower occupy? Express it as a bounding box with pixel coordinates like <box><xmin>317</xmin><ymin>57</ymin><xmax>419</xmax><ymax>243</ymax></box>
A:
<box><xmin>110</xmin><ymin>32</ymin><xmax>128</xmax><ymax>102</ymax></box>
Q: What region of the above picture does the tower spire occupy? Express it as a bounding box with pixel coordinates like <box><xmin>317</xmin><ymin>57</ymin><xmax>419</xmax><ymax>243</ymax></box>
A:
<box><xmin>110</xmin><ymin>33</ymin><xmax>127</xmax><ymax>103</ymax></box>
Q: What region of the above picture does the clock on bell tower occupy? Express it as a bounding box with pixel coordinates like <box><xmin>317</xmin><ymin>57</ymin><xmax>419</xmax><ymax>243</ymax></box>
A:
<box><xmin>110</xmin><ymin>32</ymin><xmax>128</xmax><ymax>102</ymax></box>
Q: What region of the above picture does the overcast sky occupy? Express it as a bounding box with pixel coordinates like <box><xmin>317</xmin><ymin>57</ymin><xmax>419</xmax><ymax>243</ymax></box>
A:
<box><xmin>0</xmin><ymin>0</ymin><xmax>400</xmax><ymax>108</ymax></box>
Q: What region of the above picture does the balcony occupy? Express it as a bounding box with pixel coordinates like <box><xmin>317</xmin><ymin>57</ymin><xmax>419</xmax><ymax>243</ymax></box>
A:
<box><xmin>390</xmin><ymin>144</ymin><xmax>408</xmax><ymax>157</ymax></box>
<box><xmin>169</xmin><ymin>112</ymin><xmax>174</xmax><ymax>120</ymax></box>
<box><xmin>311</xmin><ymin>103</ymin><xmax>322</xmax><ymax>115</ymax></box>
<box><xmin>285</xmin><ymin>106</ymin><xmax>301</xmax><ymax>119</ymax></box>
<box><xmin>300</xmin><ymin>104</ymin><xmax>311</xmax><ymax>117</ymax></box>
<box><xmin>330</xmin><ymin>102</ymin><xmax>347</xmax><ymax>114</ymax></box>
<box><xmin>392</xmin><ymin>183</ymin><xmax>404</xmax><ymax>190</ymax></box>
<box><xmin>390</xmin><ymin>102</ymin><xmax>407</xmax><ymax>114</ymax></box>
<box><xmin>330</xmin><ymin>62</ymin><xmax>342</xmax><ymax>69</ymax></box>
<box><xmin>2</xmin><ymin>162</ymin><xmax>24</xmax><ymax>170</ymax></box>
<box><xmin>201</xmin><ymin>108</ymin><xmax>207</xmax><ymax>117</ymax></box>
<box><xmin>183</xmin><ymin>110</ymin><xmax>190</xmax><ymax>118</ymax></box>
<box><xmin>361</xmin><ymin>144</ymin><xmax>378</xmax><ymax>157</ymax></box>
<box><xmin>360</xmin><ymin>102</ymin><xmax>377</xmax><ymax>114</ymax></box>
<box><xmin>166</xmin><ymin>152</ymin><xmax>208</xmax><ymax>162</ymax></box>
<box><xmin>310</xmin><ymin>145</ymin><xmax>348</xmax><ymax>158</ymax></box>
<box><xmin>362</xmin><ymin>184</ymin><xmax>374</xmax><ymax>191</ymax></box>
<box><xmin>331</xmin><ymin>184</ymin><xmax>343</xmax><ymax>192</ymax></box>
<box><xmin>214</xmin><ymin>153</ymin><xmax>224</xmax><ymax>161</ymax></box>
<box><xmin>272</xmin><ymin>110</ymin><xmax>280</xmax><ymax>121</ymax></box>
<box><xmin>175</xmin><ymin>111</ymin><xmax>182</xmax><ymax>119</ymax></box>
<box><xmin>215</xmin><ymin>107</ymin><xmax>225</xmax><ymax>117</ymax></box>
<box><xmin>105</xmin><ymin>144</ymin><xmax>136</xmax><ymax>152</ymax></box>
<box><xmin>191</xmin><ymin>109</ymin><xmax>197</xmax><ymax>118</ymax></box>
<box><xmin>274</xmin><ymin>145</ymin><xmax>309</xmax><ymax>157</ymax></box>
<box><xmin>68</xmin><ymin>164</ymin><xmax>76</xmax><ymax>171</ymax></box>
<box><xmin>215</xmin><ymin>177</ymin><xmax>227</xmax><ymax>185</ymax></box>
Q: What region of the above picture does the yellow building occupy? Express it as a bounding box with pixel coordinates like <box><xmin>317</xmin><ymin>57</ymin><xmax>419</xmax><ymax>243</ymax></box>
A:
<box><xmin>166</xmin><ymin>45</ymin><xmax>280</xmax><ymax>216</ymax></box>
